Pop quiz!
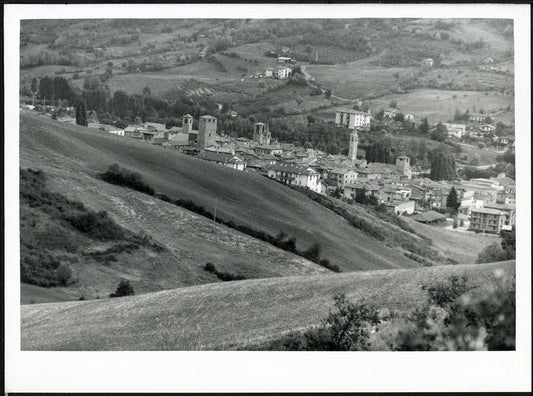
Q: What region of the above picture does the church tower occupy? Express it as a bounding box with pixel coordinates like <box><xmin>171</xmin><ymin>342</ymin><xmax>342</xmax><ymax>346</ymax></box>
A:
<box><xmin>198</xmin><ymin>115</ymin><xmax>217</xmax><ymax>149</ymax></box>
<box><xmin>396</xmin><ymin>156</ymin><xmax>412</xmax><ymax>179</ymax></box>
<box><xmin>253</xmin><ymin>122</ymin><xmax>271</xmax><ymax>145</ymax></box>
<box><xmin>348</xmin><ymin>129</ymin><xmax>359</xmax><ymax>162</ymax></box>
<box><xmin>182</xmin><ymin>114</ymin><xmax>193</xmax><ymax>134</ymax></box>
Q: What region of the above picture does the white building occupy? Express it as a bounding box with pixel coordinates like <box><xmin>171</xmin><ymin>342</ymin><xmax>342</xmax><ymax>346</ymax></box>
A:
<box><xmin>335</xmin><ymin>108</ymin><xmax>371</xmax><ymax>129</ymax></box>
<box><xmin>275</xmin><ymin>66</ymin><xmax>292</xmax><ymax>79</ymax></box>
<box><xmin>267</xmin><ymin>163</ymin><xmax>321</xmax><ymax>193</ymax></box>
<box><xmin>443</xmin><ymin>123</ymin><xmax>466</xmax><ymax>139</ymax></box>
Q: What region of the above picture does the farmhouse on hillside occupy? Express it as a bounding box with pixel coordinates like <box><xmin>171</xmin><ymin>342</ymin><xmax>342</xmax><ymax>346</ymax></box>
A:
<box><xmin>443</xmin><ymin>123</ymin><xmax>466</xmax><ymax>139</ymax></box>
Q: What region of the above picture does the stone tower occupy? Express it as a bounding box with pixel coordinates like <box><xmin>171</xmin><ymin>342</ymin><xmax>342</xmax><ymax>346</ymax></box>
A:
<box><xmin>182</xmin><ymin>114</ymin><xmax>193</xmax><ymax>134</ymax></box>
<box><xmin>198</xmin><ymin>115</ymin><xmax>217</xmax><ymax>149</ymax></box>
<box><xmin>253</xmin><ymin>122</ymin><xmax>271</xmax><ymax>145</ymax></box>
<box><xmin>348</xmin><ymin>129</ymin><xmax>359</xmax><ymax>162</ymax></box>
<box><xmin>396</xmin><ymin>156</ymin><xmax>412</xmax><ymax>179</ymax></box>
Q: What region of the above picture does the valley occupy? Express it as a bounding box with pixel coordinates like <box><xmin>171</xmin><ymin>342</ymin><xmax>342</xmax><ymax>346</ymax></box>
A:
<box><xmin>16</xmin><ymin>16</ymin><xmax>519</xmax><ymax>354</ymax></box>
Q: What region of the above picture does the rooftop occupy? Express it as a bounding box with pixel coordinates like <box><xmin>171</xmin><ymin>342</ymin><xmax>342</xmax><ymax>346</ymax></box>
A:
<box><xmin>198</xmin><ymin>151</ymin><xmax>244</xmax><ymax>163</ymax></box>
<box><xmin>411</xmin><ymin>211</ymin><xmax>445</xmax><ymax>223</ymax></box>
<box><xmin>471</xmin><ymin>208</ymin><xmax>505</xmax><ymax>215</ymax></box>
<box><xmin>267</xmin><ymin>162</ymin><xmax>316</xmax><ymax>175</ymax></box>
<box><xmin>336</xmin><ymin>108</ymin><xmax>371</xmax><ymax>116</ymax></box>
<box><xmin>484</xmin><ymin>203</ymin><xmax>516</xmax><ymax>211</ymax></box>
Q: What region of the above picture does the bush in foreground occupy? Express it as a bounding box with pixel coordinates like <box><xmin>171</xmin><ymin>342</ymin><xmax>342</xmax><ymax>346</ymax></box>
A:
<box><xmin>258</xmin><ymin>272</ymin><xmax>515</xmax><ymax>351</ymax></box>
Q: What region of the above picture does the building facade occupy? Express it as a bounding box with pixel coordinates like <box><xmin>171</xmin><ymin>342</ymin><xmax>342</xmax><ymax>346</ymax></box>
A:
<box><xmin>335</xmin><ymin>109</ymin><xmax>371</xmax><ymax>129</ymax></box>
<box><xmin>469</xmin><ymin>208</ymin><xmax>505</xmax><ymax>233</ymax></box>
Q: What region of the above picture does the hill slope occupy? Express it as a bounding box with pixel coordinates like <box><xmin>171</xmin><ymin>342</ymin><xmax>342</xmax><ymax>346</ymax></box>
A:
<box><xmin>19</xmin><ymin>166</ymin><xmax>328</xmax><ymax>304</ymax></box>
<box><xmin>20</xmin><ymin>112</ymin><xmax>421</xmax><ymax>271</ymax></box>
<box><xmin>20</xmin><ymin>260</ymin><xmax>514</xmax><ymax>350</ymax></box>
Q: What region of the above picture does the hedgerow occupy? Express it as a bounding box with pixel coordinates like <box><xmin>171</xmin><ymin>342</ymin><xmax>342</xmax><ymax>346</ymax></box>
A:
<box><xmin>100</xmin><ymin>164</ymin><xmax>340</xmax><ymax>272</ymax></box>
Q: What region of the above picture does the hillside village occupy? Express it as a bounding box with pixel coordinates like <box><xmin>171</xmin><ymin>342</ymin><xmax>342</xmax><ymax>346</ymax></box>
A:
<box><xmin>22</xmin><ymin>97</ymin><xmax>516</xmax><ymax>235</ymax></box>
<box><xmin>15</xmin><ymin>16</ymin><xmax>521</xmax><ymax>356</ymax></box>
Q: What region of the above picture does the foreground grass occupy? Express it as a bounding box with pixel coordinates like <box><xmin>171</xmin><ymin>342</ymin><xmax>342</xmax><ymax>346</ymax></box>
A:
<box><xmin>20</xmin><ymin>260</ymin><xmax>514</xmax><ymax>350</ymax></box>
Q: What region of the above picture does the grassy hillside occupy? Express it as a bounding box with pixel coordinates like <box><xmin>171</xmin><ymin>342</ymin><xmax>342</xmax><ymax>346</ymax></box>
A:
<box><xmin>20</xmin><ymin>165</ymin><xmax>329</xmax><ymax>304</ymax></box>
<box><xmin>20</xmin><ymin>260</ymin><xmax>514</xmax><ymax>350</ymax></box>
<box><xmin>20</xmin><ymin>112</ymin><xmax>422</xmax><ymax>272</ymax></box>
<box><xmin>400</xmin><ymin>217</ymin><xmax>500</xmax><ymax>264</ymax></box>
<box><xmin>368</xmin><ymin>89</ymin><xmax>513</xmax><ymax>124</ymax></box>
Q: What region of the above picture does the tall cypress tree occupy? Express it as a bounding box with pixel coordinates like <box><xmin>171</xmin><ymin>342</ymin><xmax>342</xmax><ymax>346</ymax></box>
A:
<box><xmin>430</xmin><ymin>152</ymin><xmax>456</xmax><ymax>181</ymax></box>
<box><xmin>446</xmin><ymin>186</ymin><xmax>460</xmax><ymax>213</ymax></box>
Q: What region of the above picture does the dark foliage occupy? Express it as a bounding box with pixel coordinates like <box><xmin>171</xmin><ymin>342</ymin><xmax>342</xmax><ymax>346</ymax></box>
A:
<box><xmin>110</xmin><ymin>280</ymin><xmax>135</xmax><ymax>297</ymax></box>
<box><xmin>204</xmin><ymin>262</ymin><xmax>246</xmax><ymax>281</ymax></box>
<box><xmin>65</xmin><ymin>211</ymin><xmax>125</xmax><ymax>241</ymax></box>
<box><xmin>258</xmin><ymin>294</ymin><xmax>380</xmax><ymax>351</ymax></box>
<box><xmin>100</xmin><ymin>164</ymin><xmax>155</xmax><ymax>195</ymax></box>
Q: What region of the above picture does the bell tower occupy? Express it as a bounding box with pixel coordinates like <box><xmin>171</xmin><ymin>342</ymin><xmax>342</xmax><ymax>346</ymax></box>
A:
<box><xmin>348</xmin><ymin>129</ymin><xmax>359</xmax><ymax>162</ymax></box>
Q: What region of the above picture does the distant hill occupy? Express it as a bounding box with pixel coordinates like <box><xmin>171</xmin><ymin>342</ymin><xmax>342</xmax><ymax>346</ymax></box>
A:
<box><xmin>20</xmin><ymin>260</ymin><xmax>514</xmax><ymax>350</ymax></box>
<box><xmin>20</xmin><ymin>112</ymin><xmax>422</xmax><ymax>273</ymax></box>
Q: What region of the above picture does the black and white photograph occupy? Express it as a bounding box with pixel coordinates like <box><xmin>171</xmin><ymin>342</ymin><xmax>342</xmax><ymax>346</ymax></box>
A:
<box><xmin>4</xmin><ymin>2</ymin><xmax>531</xmax><ymax>392</ymax></box>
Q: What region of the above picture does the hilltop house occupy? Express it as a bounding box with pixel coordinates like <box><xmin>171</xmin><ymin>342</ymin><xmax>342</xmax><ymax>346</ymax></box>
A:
<box><xmin>267</xmin><ymin>162</ymin><xmax>320</xmax><ymax>193</ymax></box>
<box><xmin>443</xmin><ymin>123</ymin><xmax>466</xmax><ymax>139</ymax></box>
<box><xmin>469</xmin><ymin>113</ymin><xmax>489</xmax><ymax>124</ymax></box>
<box><xmin>277</xmin><ymin>56</ymin><xmax>293</xmax><ymax>64</ymax></box>
<box><xmin>479</xmin><ymin>124</ymin><xmax>496</xmax><ymax>133</ymax></box>
<box><xmin>404</xmin><ymin>113</ymin><xmax>415</xmax><ymax>122</ymax></box>
<box><xmin>275</xmin><ymin>66</ymin><xmax>292</xmax><ymax>79</ymax></box>
<box><xmin>422</xmin><ymin>58</ymin><xmax>434</xmax><ymax>68</ymax></box>
<box><xmin>335</xmin><ymin>108</ymin><xmax>371</xmax><ymax>129</ymax></box>
<box><xmin>383</xmin><ymin>108</ymin><xmax>400</xmax><ymax>119</ymax></box>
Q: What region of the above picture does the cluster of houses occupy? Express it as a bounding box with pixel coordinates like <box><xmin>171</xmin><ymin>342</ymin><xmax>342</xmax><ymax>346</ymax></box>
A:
<box><xmin>252</xmin><ymin>56</ymin><xmax>295</xmax><ymax>80</ymax></box>
<box><xmin>94</xmin><ymin>110</ymin><xmax>515</xmax><ymax>234</ymax></box>
<box><xmin>25</xmin><ymin>98</ymin><xmax>514</xmax><ymax>235</ymax></box>
<box><xmin>373</xmin><ymin>105</ymin><xmax>514</xmax><ymax>149</ymax></box>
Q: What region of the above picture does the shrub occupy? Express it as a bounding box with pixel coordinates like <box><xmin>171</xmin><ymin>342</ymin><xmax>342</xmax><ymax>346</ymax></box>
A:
<box><xmin>319</xmin><ymin>259</ymin><xmax>341</xmax><ymax>272</ymax></box>
<box><xmin>100</xmin><ymin>164</ymin><xmax>155</xmax><ymax>195</ymax></box>
<box><xmin>65</xmin><ymin>211</ymin><xmax>125</xmax><ymax>240</ymax></box>
<box><xmin>110</xmin><ymin>280</ymin><xmax>135</xmax><ymax>298</ymax></box>
<box><xmin>55</xmin><ymin>262</ymin><xmax>72</xmax><ymax>286</ymax></box>
<box><xmin>204</xmin><ymin>262</ymin><xmax>246</xmax><ymax>281</ymax></box>
<box><xmin>477</xmin><ymin>243</ymin><xmax>509</xmax><ymax>263</ymax></box>
<box><xmin>262</xmin><ymin>294</ymin><xmax>380</xmax><ymax>351</ymax></box>
<box><xmin>303</xmin><ymin>243</ymin><xmax>321</xmax><ymax>262</ymax></box>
